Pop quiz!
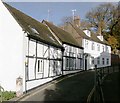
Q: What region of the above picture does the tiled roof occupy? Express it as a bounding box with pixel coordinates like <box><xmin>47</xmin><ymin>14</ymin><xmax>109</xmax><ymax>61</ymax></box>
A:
<box><xmin>43</xmin><ymin>20</ymin><xmax>83</xmax><ymax>49</ymax></box>
<box><xmin>70</xmin><ymin>23</ymin><xmax>90</xmax><ymax>40</ymax></box>
<box><xmin>3</xmin><ymin>3</ymin><xmax>63</xmax><ymax>49</ymax></box>
<box><xmin>70</xmin><ymin>23</ymin><xmax>109</xmax><ymax>45</ymax></box>
<box><xmin>91</xmin><ymin>32</ymin><xmax>108</xmax><ymax>45</ymax></box>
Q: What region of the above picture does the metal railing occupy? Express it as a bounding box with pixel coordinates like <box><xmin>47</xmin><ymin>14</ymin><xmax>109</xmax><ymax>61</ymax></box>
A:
<box><xmin>93</xmin><ymin>64</ymin><xmax>120</xmax><ymax>103</ymax></box>
<box><xmin>0</xmin><ymin>85</ymin><xmax>4</xmax><ymax>102</ymax></box>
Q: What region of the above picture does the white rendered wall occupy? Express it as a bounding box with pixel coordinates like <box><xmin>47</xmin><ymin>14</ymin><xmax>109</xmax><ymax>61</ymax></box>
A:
<box><xmin>83</xmin><ymin>38</ymin><xmax>111</xmax><ymax>70</ymax></box>
<box><xmin>63</xmin><ymin>44</ymin><xmax>84</xmax><ymax>75</ymax></box>
<box><xmin>25</xmin><ymin>39</ymin><xmax>62</xmax><ymax>91</ymax></box>
<box><xmin>0</xmin><ymin>1</ymin><xmax>24</xmax><ymax>91</ymax></box>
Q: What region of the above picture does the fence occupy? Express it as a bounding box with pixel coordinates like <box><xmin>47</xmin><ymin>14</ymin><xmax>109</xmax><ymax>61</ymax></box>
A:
<box><xmin>93</xmin><ymin>64</ymin><xmax>120</xmax><ymax>103</ymax></box>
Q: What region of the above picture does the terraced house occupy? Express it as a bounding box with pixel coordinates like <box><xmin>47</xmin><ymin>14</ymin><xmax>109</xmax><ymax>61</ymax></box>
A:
<box><xmin>63</xmin><ymin>16</ymin><xmax>111</xmax><ymax>70</ymax></box>
<box><xmin>43</xmin><ymin>20</ymin><xmax>84</xmax><ymax>75</ymax></box>
<box><xmin>0</xmin><ymin>1</ymin><xmax>84</xmax><ymax>93</ymax></box>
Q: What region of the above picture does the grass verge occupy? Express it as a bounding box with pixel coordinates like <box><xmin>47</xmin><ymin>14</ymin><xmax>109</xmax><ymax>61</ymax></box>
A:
<box><xmin>0</xmin><ymin>91</ymin><xmax>16</xmax><ymax>101</ymax></box>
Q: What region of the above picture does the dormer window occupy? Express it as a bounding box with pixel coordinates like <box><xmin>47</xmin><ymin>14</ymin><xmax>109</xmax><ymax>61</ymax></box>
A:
<box><xmin>83</xmin><ymin>30</ymin><xmax>91</xmax><ymax>37</ymax></box>
<box><xmin>28</xmin><ymin>25</ymin><xmax>39</xmax><ymax>34</ymax></box>
<box><xmin>97</xmin><ymin>35</ymin><xmax>103</xmax><ymax>41</ymax></box>
<box><xmin>48</xmin><ymin>35</ymin><xmax>55</xmax><ymax>42</ymax></box>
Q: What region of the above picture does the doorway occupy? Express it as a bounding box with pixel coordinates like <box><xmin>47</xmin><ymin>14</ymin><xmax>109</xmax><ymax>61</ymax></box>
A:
<box><xmin>85</xmin><ymin>58</ymin><xmax>87</xmax><ymax>70</ymax></box>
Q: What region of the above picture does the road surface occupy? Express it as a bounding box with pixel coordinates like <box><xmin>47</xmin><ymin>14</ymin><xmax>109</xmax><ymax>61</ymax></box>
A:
<box><xmin>19</xmin><ymin>71</ymin><xmax>95</xmax><ymax>102</ymax></box>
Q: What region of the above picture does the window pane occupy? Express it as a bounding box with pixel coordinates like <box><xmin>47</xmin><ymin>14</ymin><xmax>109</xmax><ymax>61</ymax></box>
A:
<box><xmin>106</xmin><ymin>58</ymin><xmax>109</xmax><ymax>65</ymax></box>
<box><xmin>66</xmin><ymin>58</ymin><xmax>69</xmax><ymax>68</ymax></box>
<box><xmin>102</xmin><ymin>58</ymin><xmax>104</xmax><ymax>65</ymax></box>
<box><xmin>37</xmin><ymin>59</ymin><xmax>43</xmax><ymax>72</ymax></box>
<box><xmin>97</xmin><ymin>57</ymin><xmax>100</xmax><ymax>65</ymax></box>
<box><xmin>92</xmin><ymin>42</ymin><xmax>95</xmax><ymax>50</ymax></box>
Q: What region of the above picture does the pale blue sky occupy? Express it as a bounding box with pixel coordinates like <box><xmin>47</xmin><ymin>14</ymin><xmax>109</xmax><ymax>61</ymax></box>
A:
<box><xmin>7</xmin><ymin>2</ymin><xmax>117</xmax><ymax>25</ymax></box>
<box><xmin>4</xmin><ymin>0</ymin><xmax>120</xmax><ymax>2</ymax></box>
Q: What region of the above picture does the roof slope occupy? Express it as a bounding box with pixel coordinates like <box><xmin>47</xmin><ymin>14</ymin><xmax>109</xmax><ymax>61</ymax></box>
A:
<box><xmin>70</xmin><ymin>23</ymin><xmax>90</xmax><ymax>40</ymax></box>
<box><xmin>91</xmin><ymin>32</ymin><xmax>108</xmax><ymax>45</ymax></box>
<box><xmin>70</xmin><ymin>23</ymin><xmax>109</xmax><ymax>45</ymax></box>
<box><xmin>43</xmin><ymin>20</ymin><xmax>83</xmax><ymax>49</ymax></box>
<box><xmin>3</xmin><ymin>3</ymin><xmax>63</xmax><ymax>48</ymax></box>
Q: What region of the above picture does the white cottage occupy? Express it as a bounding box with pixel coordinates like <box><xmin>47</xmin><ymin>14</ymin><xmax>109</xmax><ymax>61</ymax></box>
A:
<box><xmin>83</xmin><ymin>30</ymin><xmax>111</xmax><ymax>69</ymax></box>
<box><xmin>0</xmin><ymin>1</ymin><xmax>64</xmax><ymax>92</ymax></box>
<box><xmin>43</xmin><ymin>20</ymin><xmax>84</xmax><ymax>75</ymax></box>
<box><xmin>63</xmin><ymin>18</ymin><xmax>111</xmax><ymax>70</ymax></box>
<box><xmin>0</xmin><ymin>1</ymin><xmax>84</xmax><ymax>92</ymax></box>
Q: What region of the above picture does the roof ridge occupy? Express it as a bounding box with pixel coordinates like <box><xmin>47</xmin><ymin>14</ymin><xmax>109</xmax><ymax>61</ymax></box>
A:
<box><xmin>43</xmin><ymin>20</ymin><xmax>83</xmax><ymax>49</ymax></box>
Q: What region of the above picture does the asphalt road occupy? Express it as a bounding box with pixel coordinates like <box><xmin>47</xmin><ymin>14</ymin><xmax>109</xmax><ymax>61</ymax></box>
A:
<box><xmin>19</xmin><ymin>71</ymin><xmax>95</xmax><ymax>102</ymax></box>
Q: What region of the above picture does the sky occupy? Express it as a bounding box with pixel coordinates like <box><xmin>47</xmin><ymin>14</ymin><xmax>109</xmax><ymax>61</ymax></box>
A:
<box><xmin>4</xmin><ymin>0</ymin><xmax>120</xmax><ymax>2</ymax></box>
<box><xmin>6</xmin><ymin>2</ymin><xmax>118</xmax><ymax>25</ymax></box>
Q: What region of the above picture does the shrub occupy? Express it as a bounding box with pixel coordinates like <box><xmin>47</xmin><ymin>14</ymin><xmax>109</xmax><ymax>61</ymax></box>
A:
<box><xmin>1</xmin><ymin>91</ymin><xmax>16</xmax><ymax>101</ymax></box>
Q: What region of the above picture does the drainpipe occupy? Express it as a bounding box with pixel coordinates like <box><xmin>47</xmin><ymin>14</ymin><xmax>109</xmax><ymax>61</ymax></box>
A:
<box><xmin>61</xmin><ymin>47</ymin><xmax>65</xmax><ymax>75</ymax></box>
<box><xmin>23</xmin><ymin>31</ymin><xmax>29</xmax><ymax>93</ymax></box>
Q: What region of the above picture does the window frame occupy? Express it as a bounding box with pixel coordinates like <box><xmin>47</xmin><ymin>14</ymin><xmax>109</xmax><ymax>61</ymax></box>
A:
<box><xmin>106</xmin><ymin>58</ymin><xmax>109</xmax><ymax>65</ymax></box>
<box><xmin>102</xmin><ymin>58</ymin><xmax>105</xmax><ymax>65</ymax></box>
<box><xmin>92</xmin><ymin>42</ymin><xmax>95</xmax><ymax>50</ymax></box>
<box><xmin>97</xmin><ymin>44</ymin><xmax>100</xmax><ymax>51</ymax></box>
<box><xmin>97</xmin><ymin>57</ymin><xmax>100</xmax><ymax>65</ymax></box>
<box><xmin>37</xmin><ymin>59</ymin><xmax>43</xmax><ymax>73</ymax></box>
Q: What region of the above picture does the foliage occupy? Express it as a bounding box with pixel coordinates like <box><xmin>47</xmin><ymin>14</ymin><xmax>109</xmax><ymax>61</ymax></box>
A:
<box><xmin>107</xmin><ymin>35</ymin><xmax>119</xmax><ymax>52</ymax></box>
<box><xmin>61</xmin><ymin>16</ymin><xmax>73</xmax><ymax>25</ymax></box>
<box><xmin>60</xmin><ymin>2</ymin><xmax>120</xmax><ymax>51</ymax></box>
<box><xmin>86</xmin><ymin>3</ymin><xmax>116</xmax><ymax>33</ymax></box>
<box><xmin>80</xmin><ymin>20</ymin><xmax>91</xmax><ymax>30</ymax></box>
<box><xmin>85</xmin><ymin>2</ymin><xmax>120</xmax><ymax>51</ymax></box>
<box><xmin>109</xmin><ymin>2</ymin><xmax>120</xmax><ymax>50</ymax></box>
<box><xmin>1</xmin><ymin>91</ymin><xmax>16</xmax><ymax>101</ymax></box>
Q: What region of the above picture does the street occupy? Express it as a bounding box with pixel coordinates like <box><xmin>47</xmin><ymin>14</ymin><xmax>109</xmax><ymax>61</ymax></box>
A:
<box><xmin>19</xmin><ymin>71</ymin><xmax>95</xmax><ymax>102</ymax></box>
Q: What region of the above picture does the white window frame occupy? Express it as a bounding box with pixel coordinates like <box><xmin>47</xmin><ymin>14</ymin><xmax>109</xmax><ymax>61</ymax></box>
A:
<box><xmin>37</xmin><ymin>59</ymin><xmax>43</xmax><ymax>73</ymax></box>
<box><xmin>106</xmin><ymin>58</ymin><xmax>109</xmax><ymax>65</ymax></box>
<box><xmin>97</xmin><ymin>57</ymin><xmax>100</xmax><ymax>65</ymax></box>
<box><xmin>85</xmin><ymin>40</ymin><xmax>88</xmax><ymax>48</ymax></box>
<box><xmin>102</xmin><ymin>45</ymin><xmax>105</xmax><ymax>52</ymax></box>
<box><xmin>97</xmin><ymin>44</ymin><xmax>100</xmax><ymax>51</ymax></box>
<box><xmin>102</xmin><ymin>58</ymin><xmax>105</xmax><ymax>65</ymax></box>
<box><xmin>92</xmin><ymin>42</ymin><xmax>95</xmax><ymax>50</ymax></box>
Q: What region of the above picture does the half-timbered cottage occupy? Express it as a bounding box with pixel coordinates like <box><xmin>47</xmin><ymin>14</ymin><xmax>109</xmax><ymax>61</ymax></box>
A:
<box><xmin>0</xmin><ymin>1</ymin><xmax>64</xmax><ymax>92</ymax></box>
<box><xmin>43</xmin><ymin>20</ymin><xmax>84</xmax><ymax>75</ymax></box>
<box><xmin>0</xmin><ymin>1</ymin><xmax>84</xmax><ymax>93</ymax></box>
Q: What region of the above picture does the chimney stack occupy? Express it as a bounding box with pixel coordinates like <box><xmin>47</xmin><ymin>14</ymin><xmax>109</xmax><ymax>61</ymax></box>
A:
<box><xmin>73</xmin><ymin>16</ymin><xmax>81</xmax><ymax>27</ymax></box>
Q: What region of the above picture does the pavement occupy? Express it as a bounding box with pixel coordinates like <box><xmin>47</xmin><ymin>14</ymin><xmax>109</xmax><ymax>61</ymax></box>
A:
<box><xmin>102</xmin><ymin>72</ymin><xmax>120</xmax><ymax>102</ymax></box>
<box><xmin>89</xmin><ymin>67</ymin><xmax>120</xmax><ymax>103</ymax></box>
<box><xmin>10</xmin><ymin>70</ymin><xmax>95</xmax><ymax>102</ymax></box>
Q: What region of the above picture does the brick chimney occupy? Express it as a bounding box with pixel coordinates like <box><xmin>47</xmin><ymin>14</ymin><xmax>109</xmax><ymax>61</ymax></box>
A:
<box><xmin>73</xmin><ymin>16</ymin><xmax>81</xmax><ymax>27</ymax></box>
<box><xmin>97</xmin><ymin>22</ymin><xmax>103</xmax><ymax>41</ymax></box>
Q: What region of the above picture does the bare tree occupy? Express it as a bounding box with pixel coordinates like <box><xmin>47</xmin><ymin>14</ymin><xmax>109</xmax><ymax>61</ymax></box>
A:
<box><xmin>109</xmin><ymin>2</ymin><xmax>120</xmax><ymax>50</ymax></box>
<box><xmin>80</xmin><ymin>20</ymin><xmax>91</xmax><ymax>30</ymax></box>
<box><xmin>86</xmin><ymin>3</ymin><xmax>116</xmax><ymax>34</ymax></box>
<box><xmin>61</xmin><ymin>16</ymin><xmax>73</xmax><ymax>25</ymax></box>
